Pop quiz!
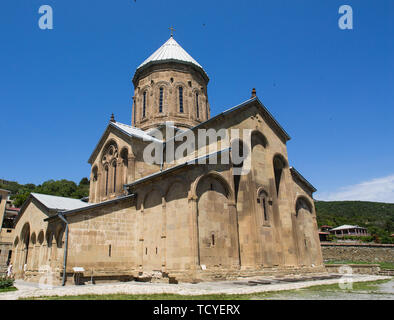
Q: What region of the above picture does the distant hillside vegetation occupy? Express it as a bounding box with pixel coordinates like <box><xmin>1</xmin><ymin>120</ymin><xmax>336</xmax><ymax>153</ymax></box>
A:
<box><xmin>315</xmin><ymin>200</ymin><xmax>394</xmax><ymax>244</ymax></box>
<box><xmin>0</xmin><ymin>178</ymin><xmax>90</xmax><ymax>208</ymax></box>
<box><xmin>2</xmin><ymin>179</ymin><xmax>393</xmax><ymax>243</ymax></box>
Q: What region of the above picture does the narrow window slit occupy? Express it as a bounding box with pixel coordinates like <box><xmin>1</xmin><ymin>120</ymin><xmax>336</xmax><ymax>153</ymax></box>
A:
<box><xmin>179</xmin><ymin>87</ymin><xmax>184</xmax><ymax>113</ymax></box>
<box><xmin>159</xmin><ymin>87</ymin><xmax>163</xmax><ymax>113</ymax></box>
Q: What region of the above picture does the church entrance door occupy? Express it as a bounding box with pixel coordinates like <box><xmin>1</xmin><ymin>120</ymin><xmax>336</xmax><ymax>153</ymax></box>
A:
<box><xmin>142</xmin><ymin>190</ymin><xmax>162</xmax><ymax>272</ymax></box>
<box><xmin>197</xmin><ymin>176</ymin><xmax>237</xmax><ymax>268</ymax></box>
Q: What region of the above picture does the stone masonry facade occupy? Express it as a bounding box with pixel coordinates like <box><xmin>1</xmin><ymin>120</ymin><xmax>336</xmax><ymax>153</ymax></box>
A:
<box><xmin>10</xmin><ymin>37</ymin><xmax>324</xmax><ymax>285</ymax></box>
<box><xmin>322</xmin><ymin>243</ymin><xmax>394</xmax><ymax>263</ymax></box>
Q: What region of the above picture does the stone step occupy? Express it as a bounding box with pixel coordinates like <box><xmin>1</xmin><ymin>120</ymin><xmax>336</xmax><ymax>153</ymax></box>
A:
<box><xmin>378</xmin><ymin>270</ymin><xmax>394</xmax><ymax>276</ymax></box>
<box><xmin>248</xmin><ymin>280</ymin><xmax>272</xmax><ymax>285</ymax></box>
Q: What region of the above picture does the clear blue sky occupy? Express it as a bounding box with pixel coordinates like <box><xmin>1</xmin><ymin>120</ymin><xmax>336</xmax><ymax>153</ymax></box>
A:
<box><xmin>1</xmin><ymin>1</ymin><xmax>393</xmax><ymax>201</ymax></box>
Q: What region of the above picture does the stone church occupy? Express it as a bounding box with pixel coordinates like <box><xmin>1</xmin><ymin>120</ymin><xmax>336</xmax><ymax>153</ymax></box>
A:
<box><xmin>11</xmin><ymin>36</ymin><xmax>324</xmax><ymax>285</ymax></box>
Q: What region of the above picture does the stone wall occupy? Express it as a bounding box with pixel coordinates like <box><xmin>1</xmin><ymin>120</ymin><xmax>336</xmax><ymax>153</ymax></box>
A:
<box><xmin>325</xmin><ymin>264</ymin><xmax>381</xmax><ymax>275</ymax></box>
<box><xmin>0</xmin><ymin>243</ymin><xmax>12</xmax><ymax>273</ymax></box>
<box><xmin>321</xmin><ymin>243</ymin><xmax>394</xmax><ymax>263</ymax></box>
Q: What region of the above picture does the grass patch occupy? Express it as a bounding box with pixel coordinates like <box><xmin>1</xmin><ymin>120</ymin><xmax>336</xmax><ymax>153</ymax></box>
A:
<box><xmin>25</xmin><ymin>292</ymin><xmax>275</xmax><ymax>300</ymax></box>
<box><xmin>325</xmin><ymin>260</ymin><xmax>394</xmax><ymax>270</ymax></box>
<box><xmin>0</xmin><ymin>287</ymin><xmax>17</xmax><ymax>293</ymax></box>
<box><xmin>22</xmin><ymin>279</ymin><xmax>392</xmax><ymax>300</ymax></box>
<box><xmin>379</xmin><ymin>262</ymin><xmax>394</xmax><ymax>270</ymax></box>
<box><xmin>304</xmin><ymin>279</ymin><xmax>391</xmax><ymax>292</ymax></box>
<box><xmin>325</xmin><ymin>260</ymin><xmax>372</xmax><ymax>265</ymax></box>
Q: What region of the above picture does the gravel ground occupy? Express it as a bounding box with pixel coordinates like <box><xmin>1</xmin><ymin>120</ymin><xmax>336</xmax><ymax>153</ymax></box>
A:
<box><xmin>0</xmin><ymin>274</ymin><xmax>390</xmax><ymax>300</ymax></box>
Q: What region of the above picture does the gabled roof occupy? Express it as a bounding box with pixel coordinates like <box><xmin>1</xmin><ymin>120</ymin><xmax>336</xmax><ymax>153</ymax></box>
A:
<box><xmin>6</xmin><ymin>207</ymin><xmax>20</xmax><ymax>211</ymax></box>
<box><xmin>290</xmin><ymin>167</ymin><xmax>317</xmax><ymax>193</ymax></box>
<box><xmin>111</xmin><ymin>122</ymin><xmax>162</xmax><ymax>143</ymax></box>
<box><xmin>125</xmin><ymin>148</ymin><xmax>231</xmax><ymax>190</ymax></box>
<box><xmin>44</xmin><ymin>194</ymin><xmax>136</xmax><ymax>221</ymax></box>
<box><xmin>88</xmin><ymin>121</ymin><xmax>163</xmax><ymax>164</ymax></box>
<box><xmin>134</xmin><ymin>36</ymin><xmax>208</xmax><ymax>82</ymax></box>
<box><xmin>167</xmin><ymin>97</ymin><xmax>291</xmax><ymax>144</ymax></box>
<box><xmin>90</xmin><ymin>96</ymin><xmax>290</xmax><ymax>165</ymax></box>
<box><xmin>14</xmin><ymin>193</ymin><xmax>91</xmax><ymax>226</ymax></box>
<box><xmin>331</xmin><ymin>225</ymin><xmax>366</xmax><ymax>231</ymax></box>
<box><xmin>30</xmin><ymin>193</ymin><xmax>90</xmax><ymax>211</ymax></box>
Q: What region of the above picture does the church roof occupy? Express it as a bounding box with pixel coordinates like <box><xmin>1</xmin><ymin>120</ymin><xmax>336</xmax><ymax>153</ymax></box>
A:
<box><xmin>88</xmin><ymin>121</ymin><xmax>163</xmax><ymax>164</ymax></box>
<box><xmin>134</xmin><ymin>36</ymin><xmax>208</xmax><ymax>81</ymax></box>
<box><xmin>14</xmin><ymin>192</ymin><xmax>91</xmax><ymax>225</ymax></box>
<box><xmin>166</xmin><ymin>97</ymin><xmax>291</xmax><ymax>144</ymax></box>
<box><xmin>111</xmin><ymin>121</ymin><xmax>162</xmax><ymax>143</ymax></box>
<box><xmin>31</xmin><ymin>193</ymin><xmax>91</xmax><ymax>211</ymax></box>
<box><xmin>44</xmin><ymin>194</ymin><xmax>136</xmax><ymax>221</ymax></box>
<box><xmin>125</xmin><ymin>148</ymin><xmax>231</xmax><ymax>190</ymax></box>
<box><xmin>290</xmin><ymin>167</ymin><xmax>317</xmax><ymax>193</ymax></box>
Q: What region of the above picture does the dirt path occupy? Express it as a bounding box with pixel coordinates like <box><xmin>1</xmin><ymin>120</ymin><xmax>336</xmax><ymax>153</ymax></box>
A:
<box><xmin>0</xmin><ymin>274</ymin><xmax>390</xmax><ymax>300</ymax></box>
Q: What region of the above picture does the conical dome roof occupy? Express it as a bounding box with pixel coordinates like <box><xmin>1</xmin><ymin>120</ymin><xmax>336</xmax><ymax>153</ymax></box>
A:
<box><xmin>134</xmin><ymin>36</ymin><xmax>208</xmax><ymax>81</ymax></box>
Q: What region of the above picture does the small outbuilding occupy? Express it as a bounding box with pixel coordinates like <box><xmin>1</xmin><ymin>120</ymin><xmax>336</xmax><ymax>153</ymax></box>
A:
<box><xmin>330</xmin><ymin>225</ymin><xmax>368</xmax><ymax>237</ymax></box>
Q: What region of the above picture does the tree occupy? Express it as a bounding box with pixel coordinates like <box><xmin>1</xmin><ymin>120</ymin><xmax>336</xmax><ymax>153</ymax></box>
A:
<box><xmin>79</xmin><ymin>177</ymin><xmax>89</xmax><ymax>186</ymax></box>
<box><xmin>9</xmin><ymin>178</ymin><xmax>90</xmax><ymax>208</ymax></box>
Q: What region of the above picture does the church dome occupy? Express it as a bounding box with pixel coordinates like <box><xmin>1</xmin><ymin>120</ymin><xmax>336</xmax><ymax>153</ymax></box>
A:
<box><xmin>131</xmin><ymin>36</ymin><xmax>211</xmax><ymax>131</ymax></box>
<box><xmin>133</xmin><ymin>36</ymin><xmax>209</xmax><ymax>84</ymax></box>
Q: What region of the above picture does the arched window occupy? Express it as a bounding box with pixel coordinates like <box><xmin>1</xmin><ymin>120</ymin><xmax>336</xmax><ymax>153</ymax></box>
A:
<box><xmin>112</xmin><ymin>161</ymin><xmax>117</xmax><ymax>193</ymax></box>
<box><xmin>273</xmin><ymin>155</ymin><xmax>286</xmax><ymax>197</ymax></box>
<box><xmin>102</xmin><ymin>141</ymin><xmax>118</xmax><ymax>197</ymax></box>
<box><xmin>105</xmin><ymin>165</ymin><xmax>109</xmax><ymax>195</ymax></box>
<box><xmin>196</xmin><ymin>92</ymin><xmax>199</xmax><ymax>118</ymax></box>
<box><xmin>142</xmin><ymin>91</ymin><xmax>147</xmax><ymax>118</ymax></box>
<box><xmin>296</xmin><ymin>197</ymin><xmax>313</xmax><ymax>251</ymax></box>
<box><xmin>133</xmin><ymin>98</ymin><xmax>136</xmax><ymax>125</ymax></box>
<box><xmin>179</xmin><ymin>87</ymin><xmax>184</xmax><ymax>113</ymax></box>
<box><xmin>159</xmin><ymin>87</ymin><xmax>163</xmax><ymax>113</ymax></box>
<box><xmin>55</xmin><ymin>226</ymin><xmax>64</xmax><ymax>248</ymax></box>
<box><xmin>13</xmin><ymin>236</ymin><xmax>19</xmax><ymax>248</ymax></box>
<box><xmin>257</xmin><ymin>190</ymin><xmax>269</xmax><ymax>222</ymax></box>
<box><xmin>20</xmin><ymin>223</ymin><xmax>30</xmax><ymax>264</ymax></box>
<box><xmin>121</xmin><ymin>148</ymin><xmax>128</xmax><ymax>167</ymax></box>
<box><xmin>38</xmin><ymin>231</ymin><xmax>44</xmax><ymax>245</ymax></box>
<box><xmin>30</xmin><ymin>233</ymin><xmax>36</xmax><ymax>245</ymax></box>
<box><xmin>251</xmin><ymin>131</ymin><xmax>268</xmax><ymax>149</ymax></box>
<box><xmin>296</xmin><ymin>197</ymin><xmax>312</xmax><ymax>216</ymax></box>
<box><xmin>92</xmin><ymin>166</ymin><xmax>98</xmax><ymax>182</ymax></box>
<box><xmin>231</xmin><ymin>139</ymin><xmax>249</xmax><ymax>201</ymax></box>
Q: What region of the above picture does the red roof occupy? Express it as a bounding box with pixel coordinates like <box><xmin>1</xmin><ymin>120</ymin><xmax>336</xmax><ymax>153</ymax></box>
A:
<box><xmin>7</xmin><ymin>207</ymin><xmax>20</xmax><ymax>211</ymax></box>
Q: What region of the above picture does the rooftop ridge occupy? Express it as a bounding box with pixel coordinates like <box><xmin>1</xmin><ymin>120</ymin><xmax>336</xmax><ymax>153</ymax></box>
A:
<box><xmin>137</xmin><ymin>37</ymin><xmax>203</xmax><ymax>70</ymax></box>
<box><xmin>134</xmin><ymin>37</ymin><xmax>209</xmax><ymax>83</ymax></box>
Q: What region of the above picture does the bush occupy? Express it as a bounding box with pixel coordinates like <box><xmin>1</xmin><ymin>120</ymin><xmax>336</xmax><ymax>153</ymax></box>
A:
<box><xmin>327</xmin><ymin>234</ymin><xmax>337</xmax><ymax>242</ymax></box>
<box><xmin>0</xmin><ymin>276</ymin><xmax>15</xmax><ymax>289</ymax></box>
<box><xmin>359</xmin><ymin>236</ymin><xmax>374</xmax><ymax>243</ymax></box>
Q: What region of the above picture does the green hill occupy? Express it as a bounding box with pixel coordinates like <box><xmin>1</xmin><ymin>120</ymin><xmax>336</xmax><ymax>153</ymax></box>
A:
<box><xmin>315</xmin><ymin>200</ymin><xmax>394</xmax><ymax>244</ymax></box>
<box><xmin>0</xmin><ymin>178</ymin><xmax>90</xmax><ymax>208</ymax></box>
<box><xmin>2</xmin><ymin>179</ymin><xmax>393</xmax><ymax>243</ymax></box>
